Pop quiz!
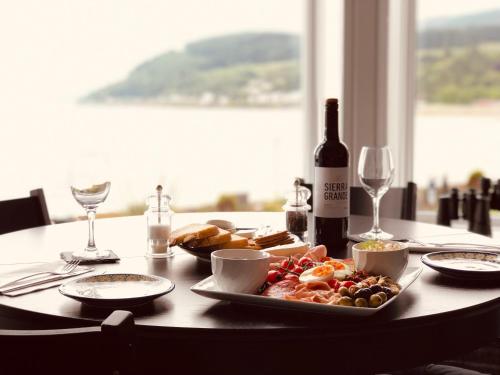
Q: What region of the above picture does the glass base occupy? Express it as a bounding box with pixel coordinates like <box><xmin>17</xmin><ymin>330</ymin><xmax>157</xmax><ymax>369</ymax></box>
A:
<box><xmin>358</xmin><ymin>230</ymin><xmax>394</xmax><ymax>240</ymax></box>
<box><xmin>72</xmin><ymin>248</ymin><xmax>110</xmax><ymax>259</ymax></box>
<box><xmin>146</xmin><ymin>250</ymin><xmax>174</xmax><ymax>259</ymax></box>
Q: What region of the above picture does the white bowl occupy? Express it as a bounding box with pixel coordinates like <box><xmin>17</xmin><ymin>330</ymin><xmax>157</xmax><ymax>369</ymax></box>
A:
<box><xmin>211</xmin><ymin>249</ymin><xmax>270</xmax><ymax>294</ymax></box>
<box><xmin>206</xmin><ymin>219</ymin><xmax>236</xmax><ymax>233</ymax></box>
<box><xmin>352</xmin><ymin>241</ymin><xmax>409</xmax><ymax>280</ymax></box>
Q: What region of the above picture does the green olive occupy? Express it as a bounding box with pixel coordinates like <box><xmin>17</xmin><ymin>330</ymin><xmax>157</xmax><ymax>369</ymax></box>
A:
<box><xmin>354</xmin><ymin>297</ymin><xmax>368</xmax><ymax>307</ymax></box>
<box><xmin>338</xmin><ymin>296</ymin><xmax>354</xmax><ymax>306</ymax></box>
<box><xmin>348</xmin><ymin>285</ymin><xmax>360</xmax><ymax>296</ymax></box>
<box><xmin>369</xmin><ymin>294</ymin><xmax>383</xmax><ymax>308</ymax></box>
<box><xmin>338</xmin><ymin>286</ymin><xmax>349</xmax><ymax>296</ymax></box>
<box><xmin>377</xmin><ymin>291</ymin><xmax>388</xmax><ymax>303</ymax></box>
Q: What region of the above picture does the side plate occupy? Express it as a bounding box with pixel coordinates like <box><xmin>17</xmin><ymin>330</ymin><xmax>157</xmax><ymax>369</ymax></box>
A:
<box><xmin>421</xmin><ymin>251</ymin><xmax>500</xmax><ymax>280</ymax></box>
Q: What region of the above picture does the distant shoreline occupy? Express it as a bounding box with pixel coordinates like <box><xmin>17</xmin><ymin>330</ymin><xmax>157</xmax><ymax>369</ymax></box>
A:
<box><xmin>417</xmin><ymin>103</ymin><xmax>500</xmax><ymax>116</ymax></box>
<box><xmin>79</xmin><ymin>100</ymin><xmax>300</xmax><ymax>110</ymax></box>
<box><xmin>79</xmin><ymin>100</ymin><xmax>500</xmax><ymax>116</ymax></box>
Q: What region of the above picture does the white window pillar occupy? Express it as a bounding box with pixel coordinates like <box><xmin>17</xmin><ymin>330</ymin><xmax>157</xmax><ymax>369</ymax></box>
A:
<box><xmin>342</xmin><ymin>0</ymin><xmax>390</xmax><ymax>185</ymax></box>
<box><xmin>303</xmin><ymin>0</ymin><xmax>321</xmax><ymax>183</ymax></box>
<box><xmin>387</xmin><ymin>0</ymin><xmax>416</xmax><ymax>186</ymax></box>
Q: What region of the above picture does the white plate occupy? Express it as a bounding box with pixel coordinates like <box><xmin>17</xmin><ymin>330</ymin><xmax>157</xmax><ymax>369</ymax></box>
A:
<box><xmin>59</xmin><ymin>273</ymin><xmax>175</xmax><ymax>308</ymax></box>
<box><xmin>191</xmin><ymin>266</ymin><xmax>422</xmax><ymax>316</ymax></box>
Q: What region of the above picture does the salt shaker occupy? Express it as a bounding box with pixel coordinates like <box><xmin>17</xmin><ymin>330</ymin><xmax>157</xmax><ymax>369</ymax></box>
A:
<box><xmin>145</xmin><ymin>185</ymin><xmax>173</xmax><ymax>258</ymax></box>
<box><xmin>283</xmin><ymin>178</ymin><xmax>311</xmax><ymax>242</ymax></box>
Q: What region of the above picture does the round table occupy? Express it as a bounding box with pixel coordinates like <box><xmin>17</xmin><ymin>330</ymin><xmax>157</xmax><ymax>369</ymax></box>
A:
<box><xmin>0</xmin><ymin>213</ymin><xmax>498</xmax><ymax>374</ymax></box>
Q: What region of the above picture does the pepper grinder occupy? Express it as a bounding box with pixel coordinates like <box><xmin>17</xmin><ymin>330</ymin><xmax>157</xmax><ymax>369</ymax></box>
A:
<box><xmin>145</xmin><ymin>185</ymin><xmax>174</xmax><ymax>258</ymax></box>
<box><xmin>283</xmin><ymin>178</ymin><xmax>311</xmax><ymax>242</ymax></box>
<box><xmin>450</xmin><ymin>188</ymin><xmax>459</xmax><ymax>220</ymax></box>
<box><xmin>467</xmin><ymin>188</ymin><xmax>478</xmax><ymax>232</ymax></box>
<box><xmin>492</xmin><ymin>180</ymin><xmax>500</xmax><ymax>210</ymax></box>
<box><xmin>472</xmin><ymin>196</ymin><xmax>492</xmax><ymax>237</ymax></box>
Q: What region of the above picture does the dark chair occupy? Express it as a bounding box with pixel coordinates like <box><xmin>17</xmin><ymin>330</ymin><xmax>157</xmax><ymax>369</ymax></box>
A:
<box><xmin>0</xmin><ymin>188</ymin><xmax>51</xmax><ymax>235</ymax></box>
<box><xmin>0</xmin><ymin>310</ymin><xmax>136</xmax><ymax>375</ymax></box>
<box><xmin>351</xmin><ymin>182</ymin><xmax>417</xmax><ymax>221</ymax></box>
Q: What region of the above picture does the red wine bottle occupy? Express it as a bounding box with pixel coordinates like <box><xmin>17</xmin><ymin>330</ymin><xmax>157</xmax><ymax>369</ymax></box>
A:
<box><xmin>314</xmin><ymin>98</ymin><xmax>349</xmax><ymax>255</ymax></box>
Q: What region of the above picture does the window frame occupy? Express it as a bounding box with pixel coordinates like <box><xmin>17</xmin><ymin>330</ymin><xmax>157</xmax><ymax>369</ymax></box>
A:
<box><xmin>307</xmin><ymin>0</ymin><xmax>417</xmax><ymax>187</ymax></box>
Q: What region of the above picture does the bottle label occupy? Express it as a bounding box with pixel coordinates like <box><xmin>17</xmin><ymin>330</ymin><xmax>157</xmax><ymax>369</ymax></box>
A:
<box><xmin>314</xmin><ymin>167</ymin><xmax>349</xmax><ymax>218</ymax></box>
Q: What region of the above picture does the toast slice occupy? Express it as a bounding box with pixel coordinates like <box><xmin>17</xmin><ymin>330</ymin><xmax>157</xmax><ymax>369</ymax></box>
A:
<box><xmin>169</xmin><ymin>224</ymin><xmax>219</xmax><ymax>246</ymax></box>
<box><xmin>186</xmin><ymin>228</ymin><xmax>231</xmax><ymax>248</ymax></box>
<box><xmin>216</xmin><ymin>234</ymin><xmax>249</xmax><ymax>249</ymax></box>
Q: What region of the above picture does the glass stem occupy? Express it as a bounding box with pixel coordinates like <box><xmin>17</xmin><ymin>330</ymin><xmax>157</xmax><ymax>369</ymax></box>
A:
<box><xmin>86</xmin><ymin>209</ymin><xmax>97</xmax><ymax>250</ymax></box>
<box><xmin>371</xmin><ymin>196</ymin><xmax>380</xmax><ymax>233</ymax></box>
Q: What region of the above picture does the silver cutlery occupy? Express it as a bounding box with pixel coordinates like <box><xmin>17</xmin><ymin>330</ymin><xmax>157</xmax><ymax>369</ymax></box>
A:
<box><xmin>0</xmin><ymin>260</ymin><xmax>81</xmax><ymax>290</ymax></box>
<box><xmin>0</xmin><ymin>266</ymin><xmax>94</xmax><ymax>295</ymax></box>
<box><xmin>407</xmin><ymin>239</ymin><xmax>500</xmax><ymax>250</ymax></box>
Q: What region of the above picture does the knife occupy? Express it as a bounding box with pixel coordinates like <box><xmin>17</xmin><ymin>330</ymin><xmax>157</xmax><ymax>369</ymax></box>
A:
<box><xmin>0</xmin><ymin>267</ymin><xmax>95</xmax><ymax>294</ymax></box>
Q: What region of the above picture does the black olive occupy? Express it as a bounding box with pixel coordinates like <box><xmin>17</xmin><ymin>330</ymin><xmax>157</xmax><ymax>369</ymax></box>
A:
<box><xmin>353</xmin><ymin>287</ymin><xmax>372</xmax><ymax>300</ymax></box>
<box><xmin>369</xmin><ymin>284</ymin><xmax>382</xmax><ymax>293</ymax></box>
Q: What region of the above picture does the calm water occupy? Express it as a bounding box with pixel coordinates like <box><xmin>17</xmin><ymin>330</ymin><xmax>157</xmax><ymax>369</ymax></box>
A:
<box><xmin>1</xmin><ymin>104</ymin><xmax>304</xmax><ymax>219</ymax></box>
<box><xmin>2</xmin><ymin>103</ymin><xmax>499</xmax><ymax>220</ymax></box>
<box><xmin>414</xmin><ymin>114</ymin><xmax>500</xmax><ymax>188</ymax></box>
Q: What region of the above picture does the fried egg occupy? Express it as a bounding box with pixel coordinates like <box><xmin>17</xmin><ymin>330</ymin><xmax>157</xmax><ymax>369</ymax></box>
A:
<box><xmin>299</xmin><ymin>265</ymin><xmax>335</xmax><ymax>283</ymax></box>
<box><xmin>324</xmin><ymin>260</ymin><xmax>352</xmax><ymax>280</ymax></box>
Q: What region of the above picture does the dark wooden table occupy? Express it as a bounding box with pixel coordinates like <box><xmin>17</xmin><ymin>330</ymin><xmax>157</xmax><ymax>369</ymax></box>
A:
<box><xmin>0</xmin><ymin>213</ymin><xmax>498</xmax><ymax>374</ymax></box>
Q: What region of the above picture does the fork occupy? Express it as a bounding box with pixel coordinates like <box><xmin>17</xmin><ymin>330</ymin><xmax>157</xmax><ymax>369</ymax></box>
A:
<box><xmin>406</xmin><ymin>239</ymin><xmax>500</xmax><ymax>250</ymax></box>
<box><xmin>0</xmin><ymin>260</ymin><xmax>81</xmax><ymax>290</ymax></box>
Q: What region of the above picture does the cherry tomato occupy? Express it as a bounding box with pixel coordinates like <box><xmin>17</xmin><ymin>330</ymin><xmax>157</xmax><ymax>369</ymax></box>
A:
<box><xmin>266</xmin><ymin>270</ymin><xmax>282</xmax><ymax>283</ymax></box>
<box><xmin>298</xmin><ymin>257</ymin><xmax>313</xmax><ymax>267</ymax></box>
<box><xmin>284</xmin><ymin>274</ymin><xmax>299</xmax><ymax>282</ymax></box>
<box><xmin>328</xmin><ymin>279</ymin><xmax>340</xmax><ymax>290</ymax></box>
<box><xmin>269</xmin><ymin>263</ymin><xmax>281</xmax><ymax>271</ymax></box>
<box><xmin>341</xmin><ymin>280</ymin><xmax>355</xmax><ymax>288</ymax></box>
<box><xmin>292</xmin><ymin>265</ymin><xmax>304</xmax><ymax>274</ymax></box>
<box><xmin>280</xmin><ymin>258</ymin><xmax>295</xmax><ymax>271</ymax></box>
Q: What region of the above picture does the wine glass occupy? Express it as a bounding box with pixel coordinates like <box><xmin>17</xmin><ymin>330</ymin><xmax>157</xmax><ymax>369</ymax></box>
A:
<box><xmin>357</xmin><ymin>146</ymin><xmax>395</xmax><ymax>240</ymax></box>
<box><xmin>70</xmin><ymin>156</ymin><xmax>111</xmax><ymax>259</ymax></box>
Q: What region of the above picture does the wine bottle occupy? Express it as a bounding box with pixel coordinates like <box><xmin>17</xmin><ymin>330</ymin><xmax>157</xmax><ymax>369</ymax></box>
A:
<box><xmin>314</xmin><ymin>98</ymin><xmax>349</xmax><ymax>256</ymax></box>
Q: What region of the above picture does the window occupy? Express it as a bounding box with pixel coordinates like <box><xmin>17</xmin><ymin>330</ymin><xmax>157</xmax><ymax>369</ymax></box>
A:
<box><xmin>414</xmin><ymin>0</ymin><xmax>500</xmax><ymax>213</ymax></box>
<box><xmin>0</xmin><ymin>0</ymin><xmax>328</xmax><ymax>221</ymax></box>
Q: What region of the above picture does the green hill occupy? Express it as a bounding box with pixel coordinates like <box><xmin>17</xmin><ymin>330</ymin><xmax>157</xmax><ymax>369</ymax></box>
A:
<box><xmin>84</xmin><ymin>32</ymin><xmax>300</xmax><ymax>106</ymax></box>
<box><xmin>417</xmin><ymin>9</ymin><xmax>500</xmax><ymax>104</ymax></box>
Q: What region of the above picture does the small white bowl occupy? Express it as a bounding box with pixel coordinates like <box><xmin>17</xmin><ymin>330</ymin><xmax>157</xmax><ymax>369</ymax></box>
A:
<box><xmin>206</xmin><ymin>219</ymin><xmax>236</xmax><ymax>233</ymax></box>
<box><xmin>234</xmin><ymin>228</ymin><xmax>256</xmax><ymax>239</ymax></box>
<box><xmin>211</xmin><ymin>249</ymin><xmax>270</xmax><ymax>294</ymax></box>
<box><xmin>352</xmin><ymin>240</ymin><xmax>409</xmax><ymax>280</ymax></box>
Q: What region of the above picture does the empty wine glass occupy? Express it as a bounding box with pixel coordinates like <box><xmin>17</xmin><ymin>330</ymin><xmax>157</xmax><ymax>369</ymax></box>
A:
<box><xmin>357</xmin><ymin>146</ymin><xmax>395</xmax><ymax>240</ymax></box>
<box><xmin>70</xmin><ymin>156</ymin><xmax>111</xmax><ymax>259</ymax></box>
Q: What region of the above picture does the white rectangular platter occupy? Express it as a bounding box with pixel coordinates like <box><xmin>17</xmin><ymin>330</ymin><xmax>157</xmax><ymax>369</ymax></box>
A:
<box><xmin>191</xmin><ymin>266</ymin><xmax>422</xmax><ymax>316</ymax></box>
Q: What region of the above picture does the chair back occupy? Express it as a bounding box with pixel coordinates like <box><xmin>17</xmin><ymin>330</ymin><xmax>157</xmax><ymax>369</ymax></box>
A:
<box><xmin>350</xmin><ymin>182</ymin><xmax>417</xmax><ymax>221</ymax></box>
<box><xmin>0</xmin><ymin>189</ymin><xmax>51</xmax><ymax>235</ymax></box>
<box><xmin>0</xmin><ymin>310</ymin><xmax>135</xmax><ymax>375</ymax></box>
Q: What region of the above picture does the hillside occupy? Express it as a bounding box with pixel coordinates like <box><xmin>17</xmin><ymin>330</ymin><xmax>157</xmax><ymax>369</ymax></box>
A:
<box><xmin>421</xmin><ymin>9</ymin><xmax>500</xmax><ymax>30</ymax></box>
<box><xmin>416</xmin><ymin>9</ymin><xmax>500</xmax><ymax>104</ymax></box>
<box><xmin>83</xmin><ymin>32</ymin><xmax>300</xmax><ymax>106</ymax></box>
<box><xmin>85</xmin><ymin>11</ymin><xmax>500</xmax><ymax>107</ymax></box>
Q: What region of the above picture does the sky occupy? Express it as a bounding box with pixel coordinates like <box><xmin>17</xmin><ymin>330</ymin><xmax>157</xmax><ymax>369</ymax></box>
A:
<box><xmin>418</xmin><ymin>0</ymin><xmax>500</xmax><ymax>21</ymax></box>
<box><xmin>0</xmin><ymin>0</ymin><xmax>303</xmax><ymax>105</ymax></box>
